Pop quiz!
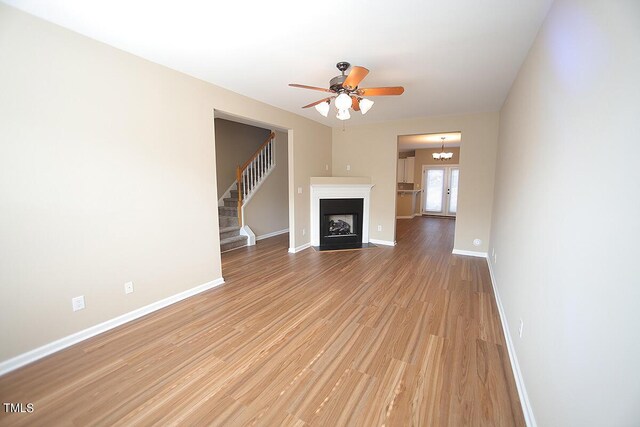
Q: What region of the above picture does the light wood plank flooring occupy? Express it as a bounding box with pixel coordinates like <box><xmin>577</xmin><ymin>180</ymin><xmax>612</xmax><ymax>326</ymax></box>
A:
<box><xmin>0</xmin><ymin>217</ymin><xmax>524</xmax><ymax>426</ymax></box>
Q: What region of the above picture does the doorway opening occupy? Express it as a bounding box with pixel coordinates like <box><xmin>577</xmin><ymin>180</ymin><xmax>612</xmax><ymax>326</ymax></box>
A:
<box><xmin>213</xmin><ymin>111</ymin><xmax>291</xmax><ymax>265</ymax></box>
<box><xmin>396</xmin><ymin>131</ymin><xmax>462</xmax><ymax>242</ymax></box>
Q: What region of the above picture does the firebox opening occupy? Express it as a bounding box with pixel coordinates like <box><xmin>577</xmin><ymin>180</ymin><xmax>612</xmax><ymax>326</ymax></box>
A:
<box><xmin>326</xmin><ymin>214</ymin><xmax>356</xmax><ymax>237</ymax></box>
<box><xmin>319</xmin><ymin>198</ymin><xmax>364</xmax><ymax>250</ymax></box>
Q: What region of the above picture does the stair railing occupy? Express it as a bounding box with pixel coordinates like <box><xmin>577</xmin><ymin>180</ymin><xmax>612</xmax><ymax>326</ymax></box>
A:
<box><xmin>236</xmin><ymin>131</ymin><xmax>276</xmax><ymax>225</ymax></box>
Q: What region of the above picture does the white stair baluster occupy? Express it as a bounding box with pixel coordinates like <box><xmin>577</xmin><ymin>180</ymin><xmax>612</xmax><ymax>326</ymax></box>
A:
<box><xmin>243</xmin><ymin>171</ymin><xmax>247</xmax><ymax>200</ymax></box>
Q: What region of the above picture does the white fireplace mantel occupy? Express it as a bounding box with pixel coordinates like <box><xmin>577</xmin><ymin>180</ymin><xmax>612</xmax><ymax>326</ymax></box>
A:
<box><xmin>310</xmin><ymin>177</ymin><xmax>374</xmax><ymax>247</ymax></box>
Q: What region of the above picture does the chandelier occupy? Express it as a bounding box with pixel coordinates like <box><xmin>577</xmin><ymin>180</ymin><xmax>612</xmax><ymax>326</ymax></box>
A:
<box><xmin>432</xmin><ymin>137</ymin><xmax>453</xmax><ymax>161</ymax></box>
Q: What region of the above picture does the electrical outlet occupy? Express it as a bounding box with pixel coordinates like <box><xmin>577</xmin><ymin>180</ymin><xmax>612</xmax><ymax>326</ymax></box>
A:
<box><xmin>325</xmin><ymin>164</ymin><xmax>329</xmax><ymax>171</ymax></box>
<box><xmin>346</xmin><ymin>165</ymin><xmax>351</xmax><ymax>171</ymax></box>
<box><xmin>494</xmin><ymin>252</ymin><xmax>497</xmax><ymax>263</ymax></box>
<box><xmin>297</xmin><ymin>187</ymin><xmax>302</xmax><ymax>194</ymax></box>
<box><xmin>519</xmin><ymin>319</ymin><xmax>524</xmax><ymax>338</ymax></box>
<box><xmin>72</xmin><ymin>296</ymin><xmax>85</xmax><ymax>312</ymax></box>
<box><xmin>302</xmin><ymin>228</ymin><xmax>306</xmax><ymax>236</ymax></box>
<box><xmin>377</xmin><ymin>225</ymin><xmax>382</xmax><ymax>232</ymax></box>
<box><xmin>124</xmin><ymin>281</ymin><xmax>134</xmax><ymax>294</ymax></box>
<box><xmin>473</xmin><ymin>238</ymin><xmax>482</xmax><ymax>247</ymax></box>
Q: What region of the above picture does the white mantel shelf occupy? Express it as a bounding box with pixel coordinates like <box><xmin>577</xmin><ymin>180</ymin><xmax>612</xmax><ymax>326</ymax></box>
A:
<box><xmin>310</xmin><ymin>177</ymin><xmax>374</xmax><ymax>247</ymax></box>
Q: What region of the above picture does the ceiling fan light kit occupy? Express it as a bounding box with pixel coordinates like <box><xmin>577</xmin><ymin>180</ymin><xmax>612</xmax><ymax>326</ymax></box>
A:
<box><xmin>336</xmin><ymin>108</ymin><xmax>351</xmax><ymax>121</ymax></box>
<box><xmin>314</xmin><ymin>101</ymin><xmax>330</xmax><ymax>117</ymax></box>
<box><xmin>358</xmin><ymin>98</ymin><xmax>374</xmax><ymax>114</ymax></box>
<box><xmin>289</xmin><ymin>62</ymin><xmax>404</xmax><ymax>120</ymax></box>
<box><xmin>334</xmin><ymin>93</ymin><xmax>352</xmax><ymax>110</ymax></box>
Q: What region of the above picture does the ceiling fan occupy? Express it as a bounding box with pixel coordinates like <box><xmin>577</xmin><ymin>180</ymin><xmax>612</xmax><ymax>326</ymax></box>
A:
<box><xmin>289</xmin><ymin>61</ymin><xmax>404</xmax><ymax>120</ymax></box>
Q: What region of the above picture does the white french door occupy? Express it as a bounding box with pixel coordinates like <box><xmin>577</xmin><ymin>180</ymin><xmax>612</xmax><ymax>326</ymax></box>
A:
<box><xmin>421</xmin><ymin>165</ymin><xmax>459</xmax><ymax>217</ymax></box>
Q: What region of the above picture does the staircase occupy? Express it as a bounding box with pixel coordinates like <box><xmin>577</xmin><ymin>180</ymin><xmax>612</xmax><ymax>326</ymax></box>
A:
<box><xmin>219</xmin><ymin>132</ymin><xmax>276</xmax><ymax>252</ymax></box>
<box><xmin>218</xmin><ymin>186</ymin><xmax>247</xmax><ymax>252</ymax></box>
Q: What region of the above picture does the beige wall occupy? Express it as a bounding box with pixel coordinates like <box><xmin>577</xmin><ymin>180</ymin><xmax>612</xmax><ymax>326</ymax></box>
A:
<box><xmin>243</xmin><ymin>130</ymin><xmax>289</xmax><ymax>237</ymax></box>
<box><xmin>0</xmin><ymin>4</ymin><xmax>331</xmax><ymax>363</ymax></box>
<box><xmin>214</xmin><ymin>119</ymin><xmax>270</xmax><ymax>198</ymax></box>
<box><xmin>490</xmin><ymin>0</ymin><xmax>640</xmax><ymax>425</ymax></box>
<box><xmin>332</xmin><ymin>113</ymin><xmax>498</xmax><ymax>251</ymax></box>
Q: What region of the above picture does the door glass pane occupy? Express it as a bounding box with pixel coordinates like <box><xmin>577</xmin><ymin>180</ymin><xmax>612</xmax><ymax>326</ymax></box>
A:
<box><xmin>425</xmin><ymin>169</ymin><xmax>444</xmax><ymax>212</ymax></box>
<box><xmin>449</xmin><ymin>169</ymin><xmax>459</xmax><ymax>214</ymax></box>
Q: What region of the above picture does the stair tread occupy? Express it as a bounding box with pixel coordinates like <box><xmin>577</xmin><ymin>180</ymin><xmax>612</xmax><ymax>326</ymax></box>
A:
<box><xmin>220</xmin><ymin>226</ymin><xmax>241</xmax><ymax>233</ymax></box>
<box><xmin>220</xmin><ymin>235</ymin><xmax>247</xmax><ymax>244</ymax></box>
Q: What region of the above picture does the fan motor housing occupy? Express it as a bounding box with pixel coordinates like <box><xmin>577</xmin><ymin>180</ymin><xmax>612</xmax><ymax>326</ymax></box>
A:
<box><xmin>330</xmin><ymin>75</ymin><xmax>348</xmax><ymax>92</ymax></box>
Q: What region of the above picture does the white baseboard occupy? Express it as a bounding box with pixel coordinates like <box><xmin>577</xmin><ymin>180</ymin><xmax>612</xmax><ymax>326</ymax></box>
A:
<box><xmin>452</xmin><ymin>248</ymin><xmax>488</xmax><ymax>258</ymax></box>
<box><xmin>370</xmin><ymin>239</ymin><xmax>397</xmax><ymax>246</ymax></box>
<box><xmin>257</xmin><ymin>228</ymin><xmax>289</xmax><ymax>241</ymax></box>
<box><xmin>240</xmin><ymin>225</ymin><xmax>256</xmax><ymax>246</ymax></box>
<box><xmin>396</xmin><ymin>213</ymin><xmax>419</xmax><ymax>219</ymax></box>
<box><xmin>486</xmin><ymin>258</ymin><xmax>537</xmax><ymax>427</ymax></box>
<box><xmin>0</xmin><ymin>278</ymin><xmax>225</xmax><ymax>377</ymax></box>
<box><xmin>288</xmin><ymin>242</ymin><xmax>311</xmax><ymax>253</ymax></box>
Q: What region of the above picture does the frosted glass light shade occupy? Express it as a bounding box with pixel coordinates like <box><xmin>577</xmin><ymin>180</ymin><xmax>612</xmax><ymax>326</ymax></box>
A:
<box><xmin>336</xmin><ymin>108</ymin><xmax>351</xmax><ymax>121</ymax></box>
<box><xmin>433</xmin><ymin>151</ymin><xmax>453</xmax><ymax>160</ymax></box>
<box><xmin>359</xmin><ymin>98</ymin><xmax>374</xmax><ymax>114</ymax></box>
<box><xmin>335</xmin><ymin>93</ymin><xmax>352</xmax><ymax>110</ymax></box>
<box><xmin>314</xmin><ymin>101</ymin><xmax>330</xmax><ymax>117</ymax></box>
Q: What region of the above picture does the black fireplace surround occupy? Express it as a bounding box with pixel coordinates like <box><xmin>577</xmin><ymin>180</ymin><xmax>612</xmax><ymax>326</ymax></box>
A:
<box><xmin>319</xmin><ymin>198</ymin><xmax>364</xmax><ymax>250</ymax></box>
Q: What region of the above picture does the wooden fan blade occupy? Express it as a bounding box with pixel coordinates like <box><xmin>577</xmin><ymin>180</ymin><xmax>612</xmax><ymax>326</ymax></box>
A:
<box><xmin>351</xmin><ymin>96</ymin><xmax>360</xmax><ymax>111</ymax></box>
<box><xmin>357</xmin><ymin>86</ymin><xmax>405</xmax><ymax>96</ymax></box>
<box><xmin>289</xmin><ymin>84</ymin><xmax>334</xmax><ymax>93</ymax></box>
<box><xmin>302</xmin><ymin>97</ymin><xmax>333</xmax><ymax>109</ymax></box>
<box><xmin>342</xmin><ymin>66</ymin><xmax>369</xmax><ymax>90</ymax></box>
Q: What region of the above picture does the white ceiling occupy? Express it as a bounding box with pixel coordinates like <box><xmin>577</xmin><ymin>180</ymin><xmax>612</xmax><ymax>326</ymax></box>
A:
<box><xmin>3</xmin><ymin>0</ymin><xmax>553</xmax><ymax>127</ymax></box>
<box><xmin>399</xmin><ymin>132</ymin><xmax>462</xmax><ymax>152</ymax></box>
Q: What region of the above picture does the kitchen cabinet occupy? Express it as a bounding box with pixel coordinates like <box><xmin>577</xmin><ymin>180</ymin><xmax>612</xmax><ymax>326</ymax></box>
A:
<box><xmin>397</xmin><ymin>157</ymin><xmax>415</xmax><ymax>183</ymax></box>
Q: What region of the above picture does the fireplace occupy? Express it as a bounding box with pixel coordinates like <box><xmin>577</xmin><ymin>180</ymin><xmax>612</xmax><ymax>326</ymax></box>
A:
<box><xmin>320</xmin><ymin>198</ymin><xmax>363</xmax><ymax>249</ymax></box>
<box><xmin>307</xmin><ymin>177</ymin><xmax>374</xmax><ymax>252</ymax></box>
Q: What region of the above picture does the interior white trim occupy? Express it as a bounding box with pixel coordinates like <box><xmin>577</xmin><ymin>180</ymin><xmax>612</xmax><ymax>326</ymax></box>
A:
<box><xmin>310</xmin><ymin>183</ymin><xmax>374</xmax><ymax>247</ymax></box>
<box><xmin>257</xmin><ymin>228</ymin><xmax>289</xmax><ymax>241</ymax></box>
<box><xmin>370</xmin><ymin>239</ymin><xmax>397</xmax><ymax>246</ymax></box>
<box><xmin>0</xmin><ymin>278</ymin><xmax>225</xmax><ymax>377</ymax></box>
<box><xmin>240</xmin><ymin>225</ymin><xmax>256</xmax><ymax>246</ymax></box>
<box><xmin>486</xmin><ymin>258</ymin><xmax>537</xmax><ymax>427</ymax></box>
<box><xmin>288</xmin><ymin>242</ymin><xmax>311</xmax><ymax>253</ymax></box>
<box><xmin>396</xmin><ymin>214</ymin><xmax>419</xmax><ymax>219</ymax></box>
<box><xmin>452</xmin><ymin>249</ymin><xmax>488</xmax><ymax>258</ymax></box>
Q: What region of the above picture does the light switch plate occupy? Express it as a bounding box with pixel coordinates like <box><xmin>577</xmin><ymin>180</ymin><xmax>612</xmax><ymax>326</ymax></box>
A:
<box><xmin>72</xmin><ymin>296</ymin><xmax>85</xmax><ymax>312</ymax></box>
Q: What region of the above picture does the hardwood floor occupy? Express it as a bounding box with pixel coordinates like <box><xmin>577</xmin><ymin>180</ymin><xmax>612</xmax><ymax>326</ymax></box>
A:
<box><xmin>0</xmin><ymin>217</ymin><xmax>524</xmax><ymax>426</ymax></box>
